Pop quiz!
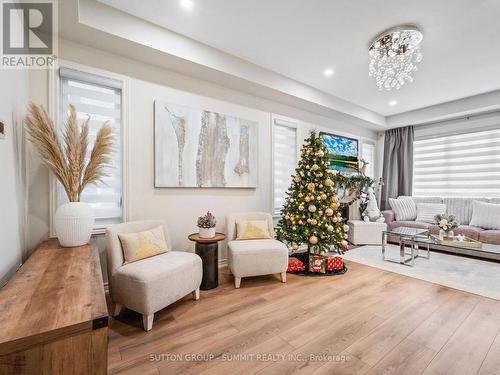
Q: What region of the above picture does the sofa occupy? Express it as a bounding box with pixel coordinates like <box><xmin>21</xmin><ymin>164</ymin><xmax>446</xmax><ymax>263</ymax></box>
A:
<box><xmin>382</xmin><ymin>196</ymin><xmax>500</xmax><ymax>246</ymax></box>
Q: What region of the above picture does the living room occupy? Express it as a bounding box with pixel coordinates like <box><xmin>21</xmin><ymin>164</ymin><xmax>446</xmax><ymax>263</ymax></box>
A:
<box><xmin>1</xmin><ymin>0</ymin><xmax>500</xmax><ymax>374</ymax></box>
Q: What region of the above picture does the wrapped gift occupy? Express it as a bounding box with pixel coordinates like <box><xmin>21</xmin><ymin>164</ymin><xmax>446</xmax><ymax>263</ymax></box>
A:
<box><xmin>325</xmin><ymin>255</ymin><xmax>343</xmax><ymax>271</ymax></box>
<box><xmin>287</xmin><ymin>257</ymin><xmax>305</xmax><ymax>272</ymax></box>
<box><xmin>309</xmin><ymin>255</ymin><xmax>326</xmax><ymax>273</ymax></box>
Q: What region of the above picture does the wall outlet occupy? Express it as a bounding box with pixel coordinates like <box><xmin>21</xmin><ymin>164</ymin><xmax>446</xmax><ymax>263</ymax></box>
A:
<box><xmin>0</xmin><ymin>121</ymin><xmax>4</xmax><ymax>139</ymax></box>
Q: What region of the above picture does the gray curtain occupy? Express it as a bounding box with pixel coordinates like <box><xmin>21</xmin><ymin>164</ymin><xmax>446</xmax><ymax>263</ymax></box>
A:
<box><xmin>381</xmin><ymin>126</ymin><xmax>414</xmax><ymax>210</ymax></box>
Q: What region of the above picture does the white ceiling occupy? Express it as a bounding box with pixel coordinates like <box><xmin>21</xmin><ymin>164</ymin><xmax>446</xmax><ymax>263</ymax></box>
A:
<box><xmin>98</xmin><ymin>0</ymin><xmax>500</xmax><ymax>117</ymax></box>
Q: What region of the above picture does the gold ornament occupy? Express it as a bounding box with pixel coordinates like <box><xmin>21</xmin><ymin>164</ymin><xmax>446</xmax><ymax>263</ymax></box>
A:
<box><xmin>305</xmin><ymin>196</ymin><xmax>310</xmax><ymax>202</ymax></box>
<box><xmin>310</xmin><ymin>219</ymin><xmax>318</xmax><ymax>225</ymax></box>
<box><xmin>294</xmin><ymin>175</ymin><xmax>301</xmax><ymax>183</ymax></box>
<box><xmin>324</xmin><ymin>178</ymin><xmax>333</xmax><ymax>187</ymax></box>
<box><xmin>327</xmin><ymin>225</ymin><xmax>334</xmax><ymax>232</ymax></box>
<box><xmin>291</xmin><ymin>243</ymin><xmax>299</xmax><ymax>251</ymax></box>
<box><xmin>320</xmin><ymin>193</ymin><xmax>327</xmax><ymax>200</ymax></box>
<box><xmin>325</xmin><ymin>208</ymin><xmax>334</xmax><ymax>216</ymax></box>
<box><xmin>298</xmin><ymin>192</ymin><xmax>303</xmax><ymax>198</ymax></box>
<box><xmin>309</xmin><ymin>235</ymin><xmax>318</xmax><ymax>244</ymax></box>
<box><xmin>299</xmin><ymin>205</ymin><xmax>304</xmax><ymax>211</ymax></box>
<box><xmin>298</xmin><ymin>220</ymin><xmax>303</xmax><ymax>225</ymax></box>
<box><xmin>308</xmin><ymin>205</ymin><xmax>317</xmax><ymax>213</ymax></box>
<box><xmin>330</xmin><ymin>202</ymin><xmax>339</xmax><ymax>211</ymax></box>
<box><xmin>307</xmin><ymin>182</ymin><xmax>315</xmax><ymax>191</ymax></box>
<box><xmin>312</xmin><ymin>164</ymin><xmax>319</xmax><ymax>171</ymax></box>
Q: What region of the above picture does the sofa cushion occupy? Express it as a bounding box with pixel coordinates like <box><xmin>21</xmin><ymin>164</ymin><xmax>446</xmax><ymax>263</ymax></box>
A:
<box><xmin>118</xmin><ymin>226</ymin><xmax>169</xmax><ymax>264</ymax></box>
<box><xmin>112</xmin><ymin>251</ymin><xmax>202</xmax><ymax>315</ymax></box>
<box><xmin>470</xmin><ymin>201</ymin><xmax>500</xmax><ymax>230</ymax></box>
<box><xmin>479</xmin><ymin>230</ymin><xmax>500</xmax><ymax>245</ymax></box>
<box><xmin>389</xmin><ymin>197</ymin><xmax>417</xmax><ymax>221</ymax></box>
<box><xmin>408</xmin><ymin>196</ymin><xmax>443</xmax><ymax>204</ymax></box>
<box><xmin>228</xmin><ymin>239</ymin><xmax>288</xmax><ymax>255</ymax></box>
<box><xmin>444</xmin><ymin>197</ymin><xmax>489</xmax><ymax>225</ymax></box>
<box><xmin>389</xmin><ymin>221</ymin><xmax>432</xmax><ymax>231</ymax></box>
<box><xmin>416</xmin><ymin>203</ymin><xmax>446</xmax><ymax>223</ymax></box>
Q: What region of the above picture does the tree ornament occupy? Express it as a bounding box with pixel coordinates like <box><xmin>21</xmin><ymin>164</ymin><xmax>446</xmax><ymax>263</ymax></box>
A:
<box><xmin>294</xmin><ymin>175</ymin><xmax>301</xmax><ymax>183</ymax></box>
<box><xmin>310</xmin><ymin>219</ymin><xmax>318</xmax><ymax>225</ymax></box>
<box><xmin>315</xmin><ymin>150</ymin><xmax>324</xmax><ymax>157</ymax></box>
<box><xmin>325</xmin><ymin>208</ymin><xmax>334</xmax><ymax>216</ymax></box>
<box><xmin>298</xmin><ymin>192</ymin><xmax>303</xmax><ymax>198</ymax></box>
<box><xmin>312</xmin><ymin>164</ymin><xmax>319</xmax><ymax>171</ymax></box>
<box><xmin>309</xmin><ymin>235</ymin><xmax>318</xmax><ymax>244</ymax></box>
<box><xmin>299</xmin><ymin>205</ymin><xmax>304</xmax><ymax>211</ymax></box>
<box><xmin>307</xmin><ymin>183</ymin><xmax>315</xmax><ymax>191</ymax></box>
<box><xmin>343</xmin><ymin>224</ymin><xmax>350</xmax><ymax>232</ymax></box>
<box><xmin>330</xmin><ymin>202</ymin><xmax>339</xmax><ymax>211</ymax></box>
<box><xmin>316</xmin><ymin>195</ymin><xmax>321</xmax><ymax>201</ymax></box>
<box><xmin>324</xmin><ymin>178</ymin><xmax>333</xmax><ymax>187</ymax></box>
<box><xmin>292</xmin><ymin>243</ymin><xmax>299</xmax><ymax>251</ymax></box>
<box><xmin>308</xmin><ymin>204</ymin><xmax>317</xmax><ymax>213</ymax></box>
<box><xmin>327</xmin><ymin>225</ymin><xmax>334</xmax><ymax>232</ymax></box>
<box><xmin>305</xmin><ymin>196</ymin><xmax>311</xmax><ymax>202</ymax></box>
<box><xmin>320</xmin><ymin>193</ymin><xmax>327</xmax><ymax>200</ymax></box>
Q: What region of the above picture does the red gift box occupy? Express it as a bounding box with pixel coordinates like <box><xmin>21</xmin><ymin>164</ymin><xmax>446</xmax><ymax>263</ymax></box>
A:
<box><xmin>287</xmin><ymin>257</ymin><xmax>305</xmax><ymax>272</ymax></box>
<box><xmin>326</xmin><ymin>256</ymin><xmax>343</xmax><ymax>271</ymax></box>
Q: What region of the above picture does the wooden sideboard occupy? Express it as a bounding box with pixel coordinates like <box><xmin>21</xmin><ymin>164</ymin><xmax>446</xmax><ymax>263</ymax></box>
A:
<box><xmin>0</xmin><ymin>240</ymin><xmax>108</xmax><ymax>374</ymax></box>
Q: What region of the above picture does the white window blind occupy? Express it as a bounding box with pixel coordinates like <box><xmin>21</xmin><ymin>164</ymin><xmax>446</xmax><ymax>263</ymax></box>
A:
<box><xmin>273</xmin><ymin>120</ymin><xmax>297</xmax><ymax>215</ymax></box>
<box><xmin>362</xmin><ymin>143</ymin><xmax>375</xmax><ymax>178</ymax></box>
<box><xmin>58</xmin><ymin>68</ymin><xmax>123</xmax><ymax>229</ymax></box>
<box><xmin>413</xmin><ymin>128</ymin><xmax>500</xmax><ymax>197</ymax></box>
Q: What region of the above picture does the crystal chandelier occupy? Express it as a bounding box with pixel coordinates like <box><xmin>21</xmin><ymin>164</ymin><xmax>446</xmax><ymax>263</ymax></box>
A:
<box><xmin>368</xmin><ymin>26</ymin><xmax>423</xmax><ymax>91</ymax></box>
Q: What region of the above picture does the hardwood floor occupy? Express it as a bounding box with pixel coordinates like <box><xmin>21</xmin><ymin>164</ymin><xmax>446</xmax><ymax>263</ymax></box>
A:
<box><xmin>108</xmin><ymin>261</ymin><xmax>500</xmax><ymax>375</ymax></box>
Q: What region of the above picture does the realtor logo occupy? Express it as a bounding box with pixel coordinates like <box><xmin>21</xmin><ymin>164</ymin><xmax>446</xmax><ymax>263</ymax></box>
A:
<box><xmin>1</xmin><ymin>0</ymin><xmax>57</xmax><ymax>68</ymax></box>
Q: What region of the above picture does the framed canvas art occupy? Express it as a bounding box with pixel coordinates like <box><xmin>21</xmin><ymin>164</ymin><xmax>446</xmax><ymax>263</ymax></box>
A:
<box><xmin>154</xmin><ymin>100</ymin><xmax>258</xmax><ymax>188</ymax></box>
<box><xmin>320</xmin><ymin>132</ymin><xmax>359</xmax><ymax>174</ymax></box>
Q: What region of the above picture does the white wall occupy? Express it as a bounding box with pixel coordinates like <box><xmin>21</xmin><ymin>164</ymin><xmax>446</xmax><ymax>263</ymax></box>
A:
<box><xmin>0</xmin><ymin>69</ymin><xmax>29</xmax><ymax>285</ymax></box>
<box><xmin>27</xmin><ymin>39</ymin><xmax>378</xmax><ymax>281</ymax></box>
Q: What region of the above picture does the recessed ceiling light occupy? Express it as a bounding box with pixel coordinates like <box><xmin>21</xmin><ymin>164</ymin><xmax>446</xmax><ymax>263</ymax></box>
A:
<box><xmin>389</xmin><ymin>100</ymin><xmax>398</xmax><ymax>106</ymax></box>
<box><xmin>180</xmin><ymin>0</ymin><xmax>194</xmax><ymax>9</ymax></box>
<box><xmin>323</xmin><ymin>68</ymin><xmax>334</xmax><ymax>78</ymax></box>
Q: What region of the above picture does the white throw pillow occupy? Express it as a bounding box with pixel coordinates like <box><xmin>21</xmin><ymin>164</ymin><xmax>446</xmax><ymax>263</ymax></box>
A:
<box><xmin>389</xmin><ymin>197</ymin><xmax>417</xmax><ymax>221</ymax></box>
<box><xmin>416</xmin><ymin>203</ymin><xmax>447</xmax><ymax>224</ymax></box>
<box><xmin>469</xmin><ymin>201</ymin><xmax>500</xmax><ymax>230</ymax></box>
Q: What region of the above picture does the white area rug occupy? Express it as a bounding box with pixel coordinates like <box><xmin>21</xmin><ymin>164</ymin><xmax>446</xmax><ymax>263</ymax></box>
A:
<box><xmin>343</xmin><ymin>244</ymin><xmax>500</xmax><ymax>301</ymax></box>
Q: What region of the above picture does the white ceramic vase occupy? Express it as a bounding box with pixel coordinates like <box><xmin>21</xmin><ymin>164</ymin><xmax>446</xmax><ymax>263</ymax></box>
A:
<box><xmin>198</xmin><ymin>227</ymin><xmax>216</xmax><ymax>238</ymax></box>
<box><xmin>55</xmin><ymin>202</ymin><xmax>94</xmax><ymax>247</ymax></box>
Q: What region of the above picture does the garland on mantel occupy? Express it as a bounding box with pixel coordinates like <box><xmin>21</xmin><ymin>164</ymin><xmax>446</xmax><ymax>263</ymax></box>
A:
<box><xmin>332</xmin><ymin>173</ymin><xmax>374</xmax><ymax>205</ymax></box>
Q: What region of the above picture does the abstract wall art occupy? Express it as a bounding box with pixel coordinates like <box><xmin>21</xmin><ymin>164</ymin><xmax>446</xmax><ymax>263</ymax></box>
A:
<box><xmin>154</xmin><ymin>100</ymin><xmax>258</xmax><ymax>188</ymax></box>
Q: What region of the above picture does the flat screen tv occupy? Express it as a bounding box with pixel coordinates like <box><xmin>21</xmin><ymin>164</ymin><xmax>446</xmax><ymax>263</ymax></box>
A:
<box><xmin>320</xmin><ymin>132</ymin><xmax>359</xmax><ymax>174</ymax></box>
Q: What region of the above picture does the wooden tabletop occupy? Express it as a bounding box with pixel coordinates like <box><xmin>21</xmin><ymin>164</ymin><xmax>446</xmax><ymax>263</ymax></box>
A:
<box><xmin>0</xmin><ymin>239</ymin><xmax>108</xmax><ymax>355</ymax></box>
<box><xmin>188</xmin><ymin>232</ymin><xmax>226</xmax><ymax>243</ymax></box>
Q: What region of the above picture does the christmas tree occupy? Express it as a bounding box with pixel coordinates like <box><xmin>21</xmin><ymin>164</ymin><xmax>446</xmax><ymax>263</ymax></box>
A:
<box><xmin>276</xmin><ymin>131</ymin><xmax>348</xmax><ymax>256</ymax></box>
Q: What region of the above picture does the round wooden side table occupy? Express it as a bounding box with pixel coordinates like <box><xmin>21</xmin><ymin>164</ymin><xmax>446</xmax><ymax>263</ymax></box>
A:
<box><xmin>188</xmin><ymin>232</ymin><xmax>226</xmax><ymax>290</ymax></box>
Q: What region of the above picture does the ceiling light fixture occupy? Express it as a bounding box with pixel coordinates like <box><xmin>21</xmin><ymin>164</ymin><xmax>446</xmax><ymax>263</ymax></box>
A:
<box><xmin>180</xmin><ymin>0</ymin><xmax>194</xmax><ymax>9</ymax></box>
<box><xmin>323</xmin><ymin>68</ymin><xmax>334</xmax><ymax>77</ymax></box>
<box><xmin>389</xmin><ymin>100</ymin><xmax>398</xmax><ymax>106</ymax></box>
<box><xmin>369</xmin><ymin>25</ymin><xmax>423</xmax><ymax>91</ymax></box>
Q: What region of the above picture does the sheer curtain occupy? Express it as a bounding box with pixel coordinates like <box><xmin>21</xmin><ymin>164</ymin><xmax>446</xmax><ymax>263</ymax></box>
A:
<box><xmin>381</xmin><ymin>126</ymin><xmax>414</xmax><ymax>210</ymax></box>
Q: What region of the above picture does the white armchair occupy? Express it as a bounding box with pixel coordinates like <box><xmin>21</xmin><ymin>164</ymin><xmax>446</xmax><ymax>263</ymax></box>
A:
<box><xmin>226</xmin><ymin>212</ymin><xmax>288</xmax><ymax>288</ymax></box>
<box><xmin>106</xmin><ymin>220</ymin><xmax>202</xmax><ymax>331</ymax></box>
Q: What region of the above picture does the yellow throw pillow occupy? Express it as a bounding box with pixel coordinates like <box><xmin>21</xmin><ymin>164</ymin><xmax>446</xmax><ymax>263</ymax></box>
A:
<box><xmin>236</xmin><ymin>220</ymin><xmax>272</xmax><ymax>240</ymax></box>
<box><xmin>118</xmin><ymin>226</ymin><xmax>169</xmax><ymax>264</ymax></box>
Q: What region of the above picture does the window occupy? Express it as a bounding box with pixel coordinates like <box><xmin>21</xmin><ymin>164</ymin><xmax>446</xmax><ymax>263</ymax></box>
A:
<box><xmin>273</xmin><ymin>119</ymin><xmax>298</xmax><ymax>215</ymax></box>
<box><xmin>413</xmin><ymin>128</ymin><xmax>500</xmax><ymax>197</ymax></box>
<box><xmin>361</xmin><ymin>142</ymin><xmax>375</xmax><ymax>178</ymax></box>
<box><xmin>57</xmin><ymin>67</ymin><xmax>123</xmax><ymax>230</ymax></box>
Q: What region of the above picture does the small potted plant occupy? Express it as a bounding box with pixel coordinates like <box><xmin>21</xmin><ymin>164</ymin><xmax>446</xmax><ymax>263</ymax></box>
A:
<box><xmin>197</xmin><ymin>211</ymin><xmax>216</xmax><ymax>238</ymax></box>
<box><xmin>434</xmin><ymin>214</ymin><xmax>458</xmax><ymax>240</ymax></box>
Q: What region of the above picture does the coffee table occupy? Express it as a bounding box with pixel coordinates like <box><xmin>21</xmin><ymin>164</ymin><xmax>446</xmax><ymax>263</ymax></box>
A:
<box><xmin>382</xmin><ymin>227</ymin><xmax>430</xmax><ymax>266</ymax></box>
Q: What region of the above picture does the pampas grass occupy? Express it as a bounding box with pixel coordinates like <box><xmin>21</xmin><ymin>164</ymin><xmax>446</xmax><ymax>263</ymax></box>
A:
<box><xmin>25</xmin><ymin>103</ymin><xmax>114</xmax><ymax>202</ymax></box>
